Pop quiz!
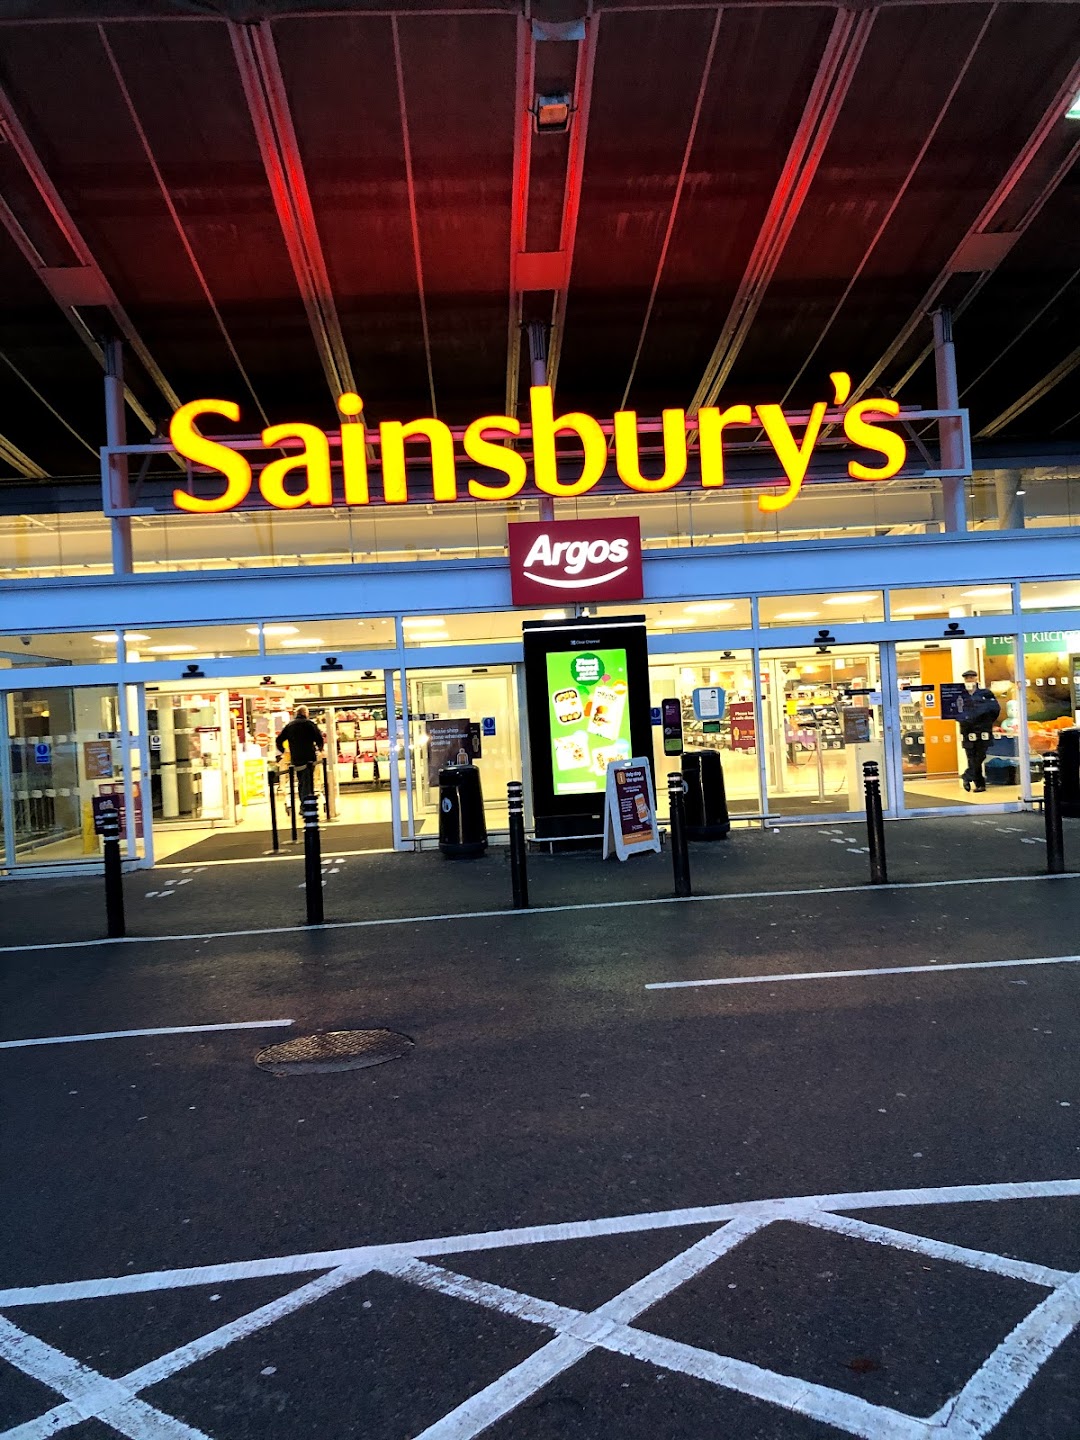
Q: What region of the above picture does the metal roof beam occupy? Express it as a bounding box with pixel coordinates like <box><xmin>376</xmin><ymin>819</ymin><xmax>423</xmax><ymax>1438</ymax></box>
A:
<box><xmin>544</xmin><ymin>11</ymin><xmax>600</xmax><ymax>396</ymax></box>
<box><xmin>0</xmin><ymin>432</ymin><xmax>48</xmax><ymax>480</ymax></box>
<box><xmin>851</xmin><ymin>54</ymin><xmax>1080</xmax><ymax>405</ymax></box>
<box><xmin>977</xmin><ymin>343</ymin><xmax>1080</xmax><ymax>439</ymax></box>
<box><xmin>687</xmin><ymin>6</ymin><xmax>875</xmax><ymax>417</ymax></box>
<box><xmin>230</xmin><ymin>20</ymin><xmax>358</xmax><ymax>408</ymax></box>
<box><xmin>0</xmin><ymin>83</ymin><xmax>179</xmax><ymax>434</ymax></box>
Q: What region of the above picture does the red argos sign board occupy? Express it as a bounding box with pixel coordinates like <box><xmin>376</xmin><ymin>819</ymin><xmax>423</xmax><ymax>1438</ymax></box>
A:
<box><xmin>508</xmin><ymin>518</ymin><xmax>643</xmax><ymax>605</ymax></box>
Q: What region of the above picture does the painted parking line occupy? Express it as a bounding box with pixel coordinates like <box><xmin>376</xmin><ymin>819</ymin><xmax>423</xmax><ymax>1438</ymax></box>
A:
<box><xmin>0</xmin><ymin>1019</ymin><xmax>294</xmax><ymax>1051</ymax></box>
<box><xmin>0</xmin><ymin>870</ymin><xmax>1076</xmax><ymax>958</ymax></box>
<box><xmin>645</xmin><ymin>952</ymin><xmax>1080</xmax><ymax>991</ymax></box>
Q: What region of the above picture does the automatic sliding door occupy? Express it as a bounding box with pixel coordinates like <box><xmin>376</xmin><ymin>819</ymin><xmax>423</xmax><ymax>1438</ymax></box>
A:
<box><xmin>760</xmin><ymin>645</ymin><xmax>886</xmax><ymax>819</ymax></box>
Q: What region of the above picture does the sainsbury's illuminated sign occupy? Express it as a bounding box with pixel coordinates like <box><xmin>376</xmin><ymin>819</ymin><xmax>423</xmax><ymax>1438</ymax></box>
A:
<box><xmin>168</xmin><ymin>374</ymin><xmax>906</xmax><ymax>518</ymax></box>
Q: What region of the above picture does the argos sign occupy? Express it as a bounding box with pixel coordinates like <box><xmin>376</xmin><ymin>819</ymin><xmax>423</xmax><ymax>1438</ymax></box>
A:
<box><xmin>508</xmin><ymin>519</ymin><xmax>643</xmax><ymax>604</ymax></box>
<box><xmin>168</xmin><ymin>374</ymin><xmax>909</xmax><ymax>518</ymax></box>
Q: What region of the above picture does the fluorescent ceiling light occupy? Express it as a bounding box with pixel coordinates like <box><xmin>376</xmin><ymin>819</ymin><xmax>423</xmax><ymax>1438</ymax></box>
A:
<box><xmin>123</xmin><ymin>632</ymin><xmax>151</xmax><ymax>642</ymax></box>
<box><xmin>892</xmin><ymin>604</ymin><xmax>948</xmax><ymax>615</ymax></box>
<box><xmin>683</xmin><ymin>601</ymin><xmax>735</xmax><ymax>614</ymax></box>
<box><xmin>146</xmin><ymin>643</ymin><xmax>197</xmax><ymax>654</ymax></box>
<box><xmin>963</xmin><ymin>586</ymin><xmax>1011</xmax><ymax>598</ymax></box>
<box><xmin>1021</xmin><ymin>594</ymin><xmax>1080</xmax><ymax>608</ymax></box>
<box><xmin>542</xmin><ymin>610</ymin><xmax>567</xmax><ymax>620</ymax></box>
<box><xmin>824</xmin><ymin>594</ymin><xmax>876</xmax><ymax>605</ymax></box>
<box><xmin>92</xmin><ymin>633</ymin><xmax>118</xmax><ymax>643</ymax></box>
<box><xmin>248</xmin><ymin>624</ymin><xmax>298</xmax><ymax>636</ymax></box>
<box><xmin>402</xmin><ymin>617</ymin><xmax>445</xmax><ymax>630</ymax></box>
<box><xmin>773</xmin><ymin>610</ymin><xmax>819</xmax><ymax>620</ymax></box>
<box><xmin>278</xmin><ymin>638</ymin><xmax>325</xmax><ymax>648</ymax></box>
<box><xmin>407</xmin><ymin>633</ymin><xmax>450</xmax><ymax>643</ymax></box>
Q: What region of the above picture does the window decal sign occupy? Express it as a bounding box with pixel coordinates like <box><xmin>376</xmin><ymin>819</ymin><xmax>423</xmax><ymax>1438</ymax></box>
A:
<box><xmin>167</xmin><ymin>376</ymin><xmax>908</xmax><ymax>518</ymax></box>
<box><xmin>508</xmin><ymin>517</ymin><xmax>643</xmax><ymax>604</ymax></box>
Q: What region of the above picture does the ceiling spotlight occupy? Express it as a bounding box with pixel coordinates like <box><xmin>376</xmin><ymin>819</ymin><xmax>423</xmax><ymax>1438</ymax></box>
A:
<box><xmin>532</xmin><ymin>92</ymin><xmax>573</xmax><ymax>134</ymax></box>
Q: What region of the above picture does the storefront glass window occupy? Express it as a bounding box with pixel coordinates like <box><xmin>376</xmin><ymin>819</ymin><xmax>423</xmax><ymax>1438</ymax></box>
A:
<box><xmin>260</xmin><ymin>617</ymin><xmax>396</xmax><ymax>654</ymax></box>
<box><xmin>647</xmin><ymin>652</ymin><xmax>761</xmax><ymax>819</ymax></box>
<box><xmin>596</xmin><ymin>599</ymin><xmax>752</xmax><ymax>632</ymax></box>
<box><xmin>6</xmin><ymin>684</ymin><xmax>134</xmax><ymax>864</ymax></box>
<box><xmin>1019</xmin><ymin>580</ymin><xmax>1080</xmax><ymax>613</ymax></box>
<box><xmin>123</xmin><ymin>626</ymin><xmax>261</xmax><ymax>662</ymax></box>
<box><xmin>758</xmin><ymin>592</ymin><xmax>884</xmax><ymax>627</ymax></box>
<box><xmin>0</xmin><ymin>632</ymin><xmax>117</xmax><ymax>667</ymax></box>
<box><xmin>889</xmin><ymin>585</ymin><xmax>1014</xmax><ymax>619</ymax></box>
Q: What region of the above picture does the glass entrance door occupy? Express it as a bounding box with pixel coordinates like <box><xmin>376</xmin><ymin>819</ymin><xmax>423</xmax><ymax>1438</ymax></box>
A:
<box><xmin>760</xmin><ymin>644</ymin><xmax>887</xmax><ymax>819</ymax></box>
<box><xmin>893</xmin><ymin>636</ymin><xmax>1023</xmax><ymax>813</ymax></box>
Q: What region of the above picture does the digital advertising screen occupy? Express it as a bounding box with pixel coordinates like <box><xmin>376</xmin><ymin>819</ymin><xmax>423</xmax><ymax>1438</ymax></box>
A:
<box><xmin>523</xmin><ymin>615</ymin><xmax>652</xmax><ymax>842</ymax></box>
<box><xmin>545</xmin><ymin>647</ymin><xmax>632</xmax><ymax>795</ymax></box>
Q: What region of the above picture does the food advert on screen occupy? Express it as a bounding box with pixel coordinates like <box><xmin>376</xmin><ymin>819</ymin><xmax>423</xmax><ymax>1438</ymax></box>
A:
<box><xmin>546</xmin><ymin>648</ymin><xmax>632</xmax><ymax>795</ymax></box>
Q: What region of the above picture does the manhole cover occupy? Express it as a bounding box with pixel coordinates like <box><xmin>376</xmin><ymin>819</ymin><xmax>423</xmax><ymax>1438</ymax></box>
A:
<box><xmin>255</xmin><ymin>1029</ymin><xmax>413</xmax><ymax>1076</ymax></box>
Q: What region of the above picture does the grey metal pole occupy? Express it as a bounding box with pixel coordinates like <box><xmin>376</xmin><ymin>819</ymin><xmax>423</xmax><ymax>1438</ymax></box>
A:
<box><xmin>667</xmin><ymin>772</ymin><xmax>692</xmax><ymax>898</ymax></box>
<box><xmin>302</xmin><ymin>793</ymin><xmax>324</xmax><ymax>925</ymax></box>
<box><xmin>862</xmin><ymin>760</ymin><xmax>888</xmax><ymax>884</ymax></box>
<box><xmin>1043</xmin><ymin>754</ymin><xmax>1065</xmax><ymax>875</ymax></box>
<box><xmin>289</xmin><ymin>765</ymin><xmax>298</xmax><ymax>842</ymax></box>
<box><xmin>527</xmin><ymin>321</ymin><xmax>555</xmax><ymax>524</ymax></box>
<box><xmin>932</xmin><ymin>308</ymin><xmax>968</xmax><ymax>534</ymax></box>
<box><xmin>268</xmin><ymin>767</ymin><xmax>280</xmax><ymax>852</ymax></box>
<box><xmin>99</xmin><ymin>806</ymin><xmax>126</xmax><ymax>938</ymax></box>
<box><xmin>507</xmin><ymin>780</ymin><xmax>529</xmax><ymax>909</ymax></box>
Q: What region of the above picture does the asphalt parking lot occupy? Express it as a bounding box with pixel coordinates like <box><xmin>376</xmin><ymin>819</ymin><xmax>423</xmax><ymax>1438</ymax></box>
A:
<box><xmin>1</xmin><ymin>816</ymin><xmax>1078</xmax><ymax>1438</ymax></box>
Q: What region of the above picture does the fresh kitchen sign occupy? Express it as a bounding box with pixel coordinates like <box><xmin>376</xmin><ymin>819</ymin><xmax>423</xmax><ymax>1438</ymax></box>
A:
<box><xmin>508</xmin><ymin>517</ymin><xmax>643</xmax><ymax>604</ymax></box>
<box><xmin>167</xmin><ymin>376</ymin><xmax>908</xmax><ymax>519</ymax></box>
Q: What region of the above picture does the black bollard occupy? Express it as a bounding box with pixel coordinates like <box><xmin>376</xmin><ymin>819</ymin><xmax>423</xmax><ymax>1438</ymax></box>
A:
<box><xmin>268</xmin><ymin>767</ymin><xmax>280</xmax><ymax>852</ymax></box>
<box><xmin>507</xmin><ymin>780</ymin><xmax>529</xmax><ymax>909</ymax></box>
<box><xmin>667</xmin><ymin>772</ymin><xmax>692</xmax><ymax>898</ymax></box>
<box><xmin>289</xmin><ymin>765</ymin><xmax>298</xmax><ymax>843</ymax></box>
<box><xmin>862</xmin><ymin>760</ymin><xmax>888</xmax><ymax>884</ymax></box>
<box><xmin>302</xmin><ymin>793</ymin><xmax>324</xmax><ymax>924</ymax></box>
<box><xmin>99</xmin><ymin>805</ymin><xmax>126</xmax><ymax>938</ymax></box>
<box><xmin>1043</xmin><ymin>753</ymin><xmax>1065</xmax><ymax>875</ymax></box>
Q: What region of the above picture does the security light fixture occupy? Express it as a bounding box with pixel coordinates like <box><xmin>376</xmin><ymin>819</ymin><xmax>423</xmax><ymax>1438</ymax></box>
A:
<box><xmin>944</xmin><ymin>621</ymin><xmax>966</xmax><ymax>637</ymax></box>
<box><xmin>532</xmin><ymin>92</ymin><xmax>573</xmax><ymax>134</ymax></box>
<box><xmin>321</xmin><ymin>657</ymin><xmax>343</xmax><ymax>671</ymax></box>
<box><xmin>814</xmin><ymin>628</ymin><xmax>837</xmax><ymax>654</ymax></box>
<box><xmin>181</xmin><ymin>662</ymin><xmax>206</xmax><ymax>679</ymax></box>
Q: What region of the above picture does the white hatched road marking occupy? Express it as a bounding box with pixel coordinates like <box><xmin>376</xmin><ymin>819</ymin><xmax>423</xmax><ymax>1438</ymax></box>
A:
<box><xmin>0</xmin><ymin>1181</ymin><xmax>1077</xmax><ymax>1440</ymax></box>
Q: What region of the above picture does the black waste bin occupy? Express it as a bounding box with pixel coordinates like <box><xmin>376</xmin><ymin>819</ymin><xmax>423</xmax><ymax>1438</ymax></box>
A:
<box><xmin>1058</xmin><ymin>727</ymin><xmax>1080</xmax><ymax>818</ymax></box>
<box><xmin>438</xmin><ymin>763</ymin><xmax>488</xmax><ymax>857</ymax></box>
<box><xmin>681</xmin><ymin>749</ymin><xmax>730</xmax><ymax>840</ymax></box>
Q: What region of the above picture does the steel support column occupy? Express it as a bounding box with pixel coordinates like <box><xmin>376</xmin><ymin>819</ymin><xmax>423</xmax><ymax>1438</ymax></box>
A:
<box><xmin>104</xmin><ymin>340</ymin><xmax>133</xmax><ymax>575</ymax></box>
<box><xmin>932</xmin><ymin>311</ymin><xmax>967</xmax><ymax>533</ymax></box>
<box><xmin>527</xmin><ymin>321</ymin><xmax>554</xmax><ymax>522</ymax></box>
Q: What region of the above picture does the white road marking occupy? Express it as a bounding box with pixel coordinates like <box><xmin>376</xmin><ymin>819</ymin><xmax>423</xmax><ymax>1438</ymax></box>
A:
<box><xmin>1</xmin><ymin>1179</ymin><xmax>1076</xmax><ymax>1309</ymax></box>
<box><xmin>645</xmin><ymin>952</ymin><xmax>1080</xmax><ymax>991</ymax></box>
<box><xmin>931</xmin><ymin>1272</ymin><xmax>1080</xmax><ymax>1437</ymax></box>
<box><xmin>0</xmin><ymin>1019</ymin><xmax>294</xmax><ymax>1051</ymax></box>
<box><xmin>0</xmin><ymin>871</ymin><xmax>1075</xmax><ymax>956</ymax></box>
<box><xmin>0</xmin><ymin>1316</ymin><xmax>209</xmax><ymax>1440</ymax></box>
<box><xmin>6</xmin><ymin>1266</ymin><xmax>365</xmax><ymax>1440</ymax></box>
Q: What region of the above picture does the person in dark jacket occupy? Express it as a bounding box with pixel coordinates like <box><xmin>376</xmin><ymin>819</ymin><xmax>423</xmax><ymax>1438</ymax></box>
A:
<box><xmin>276</xmin><ymin>705</ymin><xmax>325</xmax><ymax>798</ymax></box>
<box><xmin>955</xmin><ymin>669</ymin><xmax>1001</xmax><ymax>792</ymax></box>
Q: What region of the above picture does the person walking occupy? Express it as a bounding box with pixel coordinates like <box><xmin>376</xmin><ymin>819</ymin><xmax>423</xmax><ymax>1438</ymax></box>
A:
<box><xmin>276</xmin><ymin>705</ymin><xmax>325</xmax><ymax>800</ymax></box>
<box><xmin>955</xmin><ymin>669</ymin><xmax>1000</xmax><ymax>793</ymax></box>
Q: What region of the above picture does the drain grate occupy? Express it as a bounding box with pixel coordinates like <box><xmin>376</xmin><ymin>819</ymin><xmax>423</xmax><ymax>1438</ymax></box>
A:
<box><xmin>255</xmin><ymin>1029</ymin><xmax>413</xmax><ymax>1076</ymax></box>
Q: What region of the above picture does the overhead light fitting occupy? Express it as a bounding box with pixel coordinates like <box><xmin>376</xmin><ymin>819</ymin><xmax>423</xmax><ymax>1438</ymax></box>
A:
<box><xmin>181</xmin><ymin>662</ymin><xmax>206</xmax><ymax>679</ymax></box>
<box><xmin>321</xmin><ymin>656</ymin><xmax>343</xmax><ymax>671</ymax></box>
<box><xmin>814</xmin><ymin>628</ymin><xmax>837</xmax><ymax>654</ymax></box>
<box><xmin>944</xmin><ymin>621</ymin><xmax>966</xmax><ymax>637</ymax></box>
<box><xmin>532</xmin><ymin>91</ymin><xmax>573</xmax><ymax>134</ymax></box>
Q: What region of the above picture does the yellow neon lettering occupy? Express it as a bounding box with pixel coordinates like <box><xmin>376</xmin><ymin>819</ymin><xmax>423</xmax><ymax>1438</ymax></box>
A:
<box><xmin>338</xmin><ymin>394</ymin><xmax>369</xmax><ymax>505</ymax></box>
<box><xmin>755</xmin><ymin>401</ymin><xmax>828</xmax><ymax>513</ymax></box>
<box><xmin>379</xmin><ymin>418</ymin><xmax>458</xmax><ymax>504</ymax></box>
<box><xmin>844</xmin><ymin>398</ymin><xmax>906</xmax><ymax>480</ymax></box>
<box><xmin>697</xmin><ymin>404</ymin><xmax>752</xmax><ymax>488</ymax></box>
<box><xmin>464</xmin><ymin>416</ymin><xmax>527</xmax><ymax>500</ymax></box>
<box><xmin>258</xmin><ymin>424</ymin><xmax>332</xmax><ymax>509</ymax></box>
<box><xmin>614</xmin><ymin>408</ymin><xmax>687</xmax><ymax>492</ymax></box>
<box><xmin>530</xmin><ymin>385</ymin><xmax>607</xmax><ymax>498</ymax></box>
<box><xmin>169</xmin><ymin>399</ymin><xmax>251</xmax><ymax>513</ymax></box>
